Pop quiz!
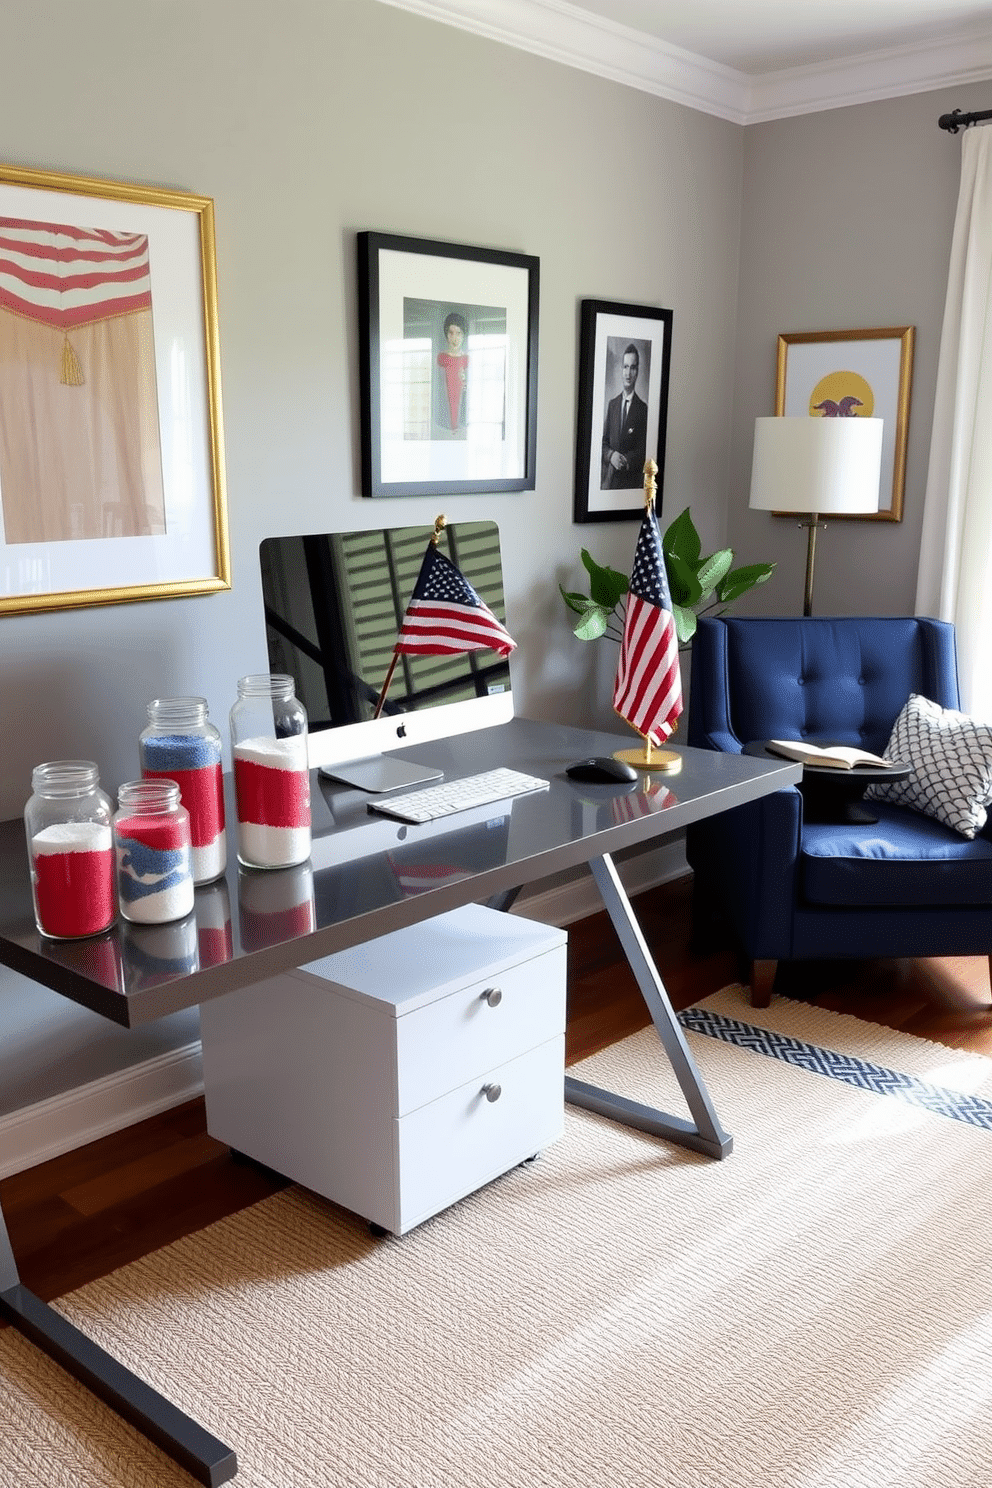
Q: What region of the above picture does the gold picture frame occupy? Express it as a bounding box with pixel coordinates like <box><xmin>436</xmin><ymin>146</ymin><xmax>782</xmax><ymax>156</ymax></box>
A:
<box><xmin>0</xmin><ymin>161</ymin><xmax>230</xmax><ymax>615</ymax></box>
<box><xmin>775</xmin><ymin>326</ymin><xmax>915</xmax><ymax>522</ymax></box>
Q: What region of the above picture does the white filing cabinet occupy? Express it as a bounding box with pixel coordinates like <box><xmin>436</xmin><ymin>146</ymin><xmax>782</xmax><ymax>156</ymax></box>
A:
<box><xmin>199</xmin><ymin>903</ymin><xmax>567</xmax><ymax>1235</ymax></box>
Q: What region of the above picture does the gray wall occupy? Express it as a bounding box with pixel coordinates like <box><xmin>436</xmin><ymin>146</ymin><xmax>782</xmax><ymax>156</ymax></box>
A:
<box><xmin>731</xmin><ymin>84</ymin><xmax>990</xmax><ymax>617</ymax></box>
<box><xmin>0</xmin><ymin>0</ymin><xmax>744</xmax><ymax>1107</ymax></box>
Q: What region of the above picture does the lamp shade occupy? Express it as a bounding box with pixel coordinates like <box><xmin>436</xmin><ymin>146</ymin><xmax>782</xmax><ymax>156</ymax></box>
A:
<box><xmin>749</xmin><ymin>416</ymin><xmax>884</xmax><ymax>515</ymax></box>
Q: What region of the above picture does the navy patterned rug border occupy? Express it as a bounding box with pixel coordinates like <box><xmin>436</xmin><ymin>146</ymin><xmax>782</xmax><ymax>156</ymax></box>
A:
<box><xmin>678</xmin><ymin>1007</ymin><xmax>992</xmax><ymax>1132</ymax></box>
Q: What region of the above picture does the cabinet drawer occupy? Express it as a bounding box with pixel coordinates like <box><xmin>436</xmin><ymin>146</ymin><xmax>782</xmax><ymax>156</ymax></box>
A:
<box><xmin>393</xmin><ymin>1034</ymin><xmax>564</xmax><ymax>1234</ymax></box>
<box><xmin>394</xmin><ymin>943</ymin><xmax>566</xmax><ymax>1113</ymax></box>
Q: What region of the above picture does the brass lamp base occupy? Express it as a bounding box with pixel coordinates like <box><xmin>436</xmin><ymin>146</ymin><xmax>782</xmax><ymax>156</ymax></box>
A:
<box><xmin>613</xmin><ymin>747</ymin><xmax>682</xmax><ymax>774</ymax></box>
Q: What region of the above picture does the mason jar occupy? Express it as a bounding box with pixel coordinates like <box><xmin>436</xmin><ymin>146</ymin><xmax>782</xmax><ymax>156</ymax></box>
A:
<box><xmin>113</xmin><ymin>779</ymin><xmax>195</xmax><ymax>925</ymax></box>
<box><xmin>230</xmin><ymin>674</ymin><xmax>311</xmax><ymax>869</ymax></box>
<box><xmin>139</xmin><ymin>696</ymin><xmax>226</xmax><ymax>885</ymax></box>
<box><xmin>24</xmin><ymin>761</ymin><xmax>115</xmax><ymax>939</ymax></box>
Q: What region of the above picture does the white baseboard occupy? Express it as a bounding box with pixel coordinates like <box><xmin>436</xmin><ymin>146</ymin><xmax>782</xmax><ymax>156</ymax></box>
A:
<box><xmin>0</xmin><ymin>847</ymin><xmax>688</xmax><ymax>1179</ymax></box>
<box><xmin>0</xmin><ymin>1041</ymin><xmax>204</xmax><ymax>1180</ymax></box>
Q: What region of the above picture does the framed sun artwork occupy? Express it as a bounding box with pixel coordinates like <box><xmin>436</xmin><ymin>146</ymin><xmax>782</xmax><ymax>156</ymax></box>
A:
<box><xmin>775</xmin><ymin>326</ymin><xmax>915</xmax><ymax>521</ymax></box>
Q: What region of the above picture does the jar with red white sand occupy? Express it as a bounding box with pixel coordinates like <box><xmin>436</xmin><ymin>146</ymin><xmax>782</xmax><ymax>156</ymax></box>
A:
<box><xmin>230</xmin><ymin>674</ymin><xmax>311</xmax><ymax>870</ymax></box>
<box><xmin>113</xmin><ymin>780</ymin><xmax>195</xmax><ymax>925</ymax></box>
<box><xmin>24</xmin><ymin>761</ymin><xmax>116</xmax><ymax>939</ymax></box>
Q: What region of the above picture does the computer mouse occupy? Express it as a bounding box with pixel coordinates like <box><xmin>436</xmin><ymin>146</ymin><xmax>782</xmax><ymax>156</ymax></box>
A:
<box><xmin>565</xmin><ymin>756</ymin><xmax>639</xmax><ymax>784</ymax></box>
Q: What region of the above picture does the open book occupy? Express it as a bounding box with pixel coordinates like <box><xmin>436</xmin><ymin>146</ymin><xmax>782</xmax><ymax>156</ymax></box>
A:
<box><xmin>766</xmin><ymin>739</ymin><xmax>892</xmax><ymax>770</ymax></box>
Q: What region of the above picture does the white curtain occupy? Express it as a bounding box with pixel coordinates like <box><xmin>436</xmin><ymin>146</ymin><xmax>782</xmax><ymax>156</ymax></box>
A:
<box><xmin>916</xmin><ymin>124</ymin><xmax>992</xmax><ymax>720</ymax></box>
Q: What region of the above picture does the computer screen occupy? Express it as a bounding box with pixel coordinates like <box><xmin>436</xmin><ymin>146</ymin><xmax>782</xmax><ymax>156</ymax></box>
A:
<box><xmin>259</xmin><ymin>520</ymin><xmax>515</xmax><ymax>789</ymax></box>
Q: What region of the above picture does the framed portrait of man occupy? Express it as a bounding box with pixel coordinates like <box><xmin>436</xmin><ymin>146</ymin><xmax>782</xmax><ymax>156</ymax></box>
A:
<box><xmin>574</xmin><ymin>299</ymin><xmax>673</xmax><ymax>523</ymax></box>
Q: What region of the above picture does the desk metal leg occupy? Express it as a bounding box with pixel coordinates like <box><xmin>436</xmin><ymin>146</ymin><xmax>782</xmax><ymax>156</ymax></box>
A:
<box><xmin>564</xmin><ymin>853</ymin><xmax>733</xmax><ymax>1160</ymax></box>
<box><xmin>0</xmin><ymin>1203</ymin><xmax>237</xmax><ymax>1485</ymax></box>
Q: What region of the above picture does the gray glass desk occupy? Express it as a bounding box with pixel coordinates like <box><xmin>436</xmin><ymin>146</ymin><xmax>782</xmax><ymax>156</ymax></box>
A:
<box><xmin>0</xmin><ymin>718</ymin><xmax>800</xmax><ymax>1484</ymax></box>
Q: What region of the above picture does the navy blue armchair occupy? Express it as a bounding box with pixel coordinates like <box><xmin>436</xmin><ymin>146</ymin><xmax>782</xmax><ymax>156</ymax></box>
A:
<box><xmin>686</xmin><ymin>616</ymin><xmax>992</xmax><ymax>1005</ymax></box>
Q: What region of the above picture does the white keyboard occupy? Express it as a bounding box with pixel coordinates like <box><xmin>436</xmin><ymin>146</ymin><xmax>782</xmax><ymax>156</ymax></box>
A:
<box><xmin>368</xmin><ymin>767</ymin><xmax>549</xmax><ymax>824</ymax></box>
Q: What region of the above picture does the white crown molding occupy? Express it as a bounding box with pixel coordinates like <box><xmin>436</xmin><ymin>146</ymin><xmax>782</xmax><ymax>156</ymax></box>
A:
<box><xmin>374</xmin><ymin>0</ymin><xmax>992</xmax><ymax>123</ymax></box>
<box><xmin>746</xmin><ymin>26</ymin><xmax>992</xmax><ymax>123</ymax></box>
<box><xmin>373</xmin><ymin>0</ymin><xmax>750</xmax><ymax>123</ymax></box>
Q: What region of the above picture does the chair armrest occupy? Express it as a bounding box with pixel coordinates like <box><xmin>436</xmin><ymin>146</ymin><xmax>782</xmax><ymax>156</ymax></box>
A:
<box><xmin>688</xmin><ymin>619</ymin><xmax>743</xmax><ymax>752</ymax></box>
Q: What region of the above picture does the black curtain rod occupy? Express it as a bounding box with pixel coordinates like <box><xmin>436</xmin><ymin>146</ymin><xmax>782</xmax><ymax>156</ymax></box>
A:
<box><xmin>939</xmin><ymin>108</ymin><xmax>992</xmax><ymax>133</ymax></box>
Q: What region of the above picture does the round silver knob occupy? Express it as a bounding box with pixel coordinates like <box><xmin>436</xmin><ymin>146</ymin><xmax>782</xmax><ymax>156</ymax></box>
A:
<box><xmin>482</xmin><ymin>1082</ymin><xmax>502</xmax><ymax>1103</ymax></box>
<box><xmin>482</xmin><ymin>986</ymin><xmax>502</xmax><ymax>1007</ymax></box>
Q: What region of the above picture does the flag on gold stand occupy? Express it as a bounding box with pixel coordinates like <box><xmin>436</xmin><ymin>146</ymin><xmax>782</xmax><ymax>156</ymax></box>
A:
<box><xmin>612</xmin><ymin>462</ymin><xmax>683</xmax><ymax>767</ymax></box>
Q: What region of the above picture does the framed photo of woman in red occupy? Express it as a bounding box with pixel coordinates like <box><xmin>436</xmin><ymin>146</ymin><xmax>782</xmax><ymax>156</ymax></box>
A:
<box><xmin>358</xmin><ymin>232</ymin><xmax>539</xmax><ymax>498</ymax></box>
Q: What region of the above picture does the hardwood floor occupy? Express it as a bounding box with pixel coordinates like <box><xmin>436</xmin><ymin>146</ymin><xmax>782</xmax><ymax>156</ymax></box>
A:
<box><xmin>3</xmin><ymin>872</ymin><xmax>991</xmax><ymax>1305</ymax></box>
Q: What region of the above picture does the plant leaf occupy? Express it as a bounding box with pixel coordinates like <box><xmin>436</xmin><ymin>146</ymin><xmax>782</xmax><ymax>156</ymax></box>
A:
<box><xmin>558</xmin><ymin>584</ymin><xmax>590</xmax><ymax>616</ymax></box>
<box><xmin>580</xmin><ymin>549</ymin><xmax>629</xmax><ymax>609</ymax></box>
<box><xmin>694</xmin><ymin>548</ymin><xmax>734</xmax><ymax>602</ymax></box>
<box><xmin>663</xmin><ymin>507</ymin><xmax>701</xmax><ymax>565</ymax></box>
<box><xmin>665</xmin><ymin>550</ymin><xmax>703</xmax><ymax>608</ymax></box>
<box><xmin>716</xmin><ymin>562</ymin><xmax>777</xmax><ymax>604</ymax></box>
<box><xmin>672</xmin><ymin>603</ymin><xmax>697</xmax><ymax>645</ymax></box>
<box><xmin>573</xmin><ymin>604</ymin><xmax>612</xmax><ymax>641</ymax></box>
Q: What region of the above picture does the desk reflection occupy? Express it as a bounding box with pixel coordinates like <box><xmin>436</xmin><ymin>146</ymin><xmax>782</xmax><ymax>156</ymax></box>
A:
<box><xmin>196</xmin><ymin>879</ymin><xmax>232</xmax><ymax>967</ymax></box>
<box><xmin>122</xmin><ymin>915</ymin><xmax>199</xmax><ymax>991</ymax></box>
<box><xmin>609</xmin><ymin>777</ymin><xmax>677</xmax><ymax>824</ymax></box>
<box><xmin>569</xmin><ymin>775</ymin><xmax>677</xmax><ymax>835</ymax></box>
<box><xmin>40</xmin><ymin>928</ymin><xmax>123</xmax><ymax>993</ymax></box>
<box><xmin>238</xmin><ymin>861</ymin><xmax>315</xmax><ymax>951</ymax></box>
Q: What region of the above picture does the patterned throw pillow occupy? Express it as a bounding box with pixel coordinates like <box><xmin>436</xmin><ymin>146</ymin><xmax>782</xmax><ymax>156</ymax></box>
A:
<box><xmin>867</xmin><ymin>694</ymin><xmax>992</xmax><ymax>839</ymax></box>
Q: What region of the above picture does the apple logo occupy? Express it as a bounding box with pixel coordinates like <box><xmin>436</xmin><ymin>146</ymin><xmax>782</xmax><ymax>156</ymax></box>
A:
<box><xmin>396</xmin><ymin>723</ymin><xmax>407</xmax><ymax>738</ymax></box>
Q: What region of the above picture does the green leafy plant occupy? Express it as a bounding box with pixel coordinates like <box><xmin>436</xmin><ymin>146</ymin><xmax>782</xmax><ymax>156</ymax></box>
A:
<box><xmin>559</xmin><ymin>506</ymin><xmax>775</xmax><ymax>647</ymax></box>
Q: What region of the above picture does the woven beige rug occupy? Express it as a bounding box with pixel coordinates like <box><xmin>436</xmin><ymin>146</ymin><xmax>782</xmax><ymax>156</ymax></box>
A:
<box><xmin>4</xmin><ymin>987</ymin><xmax>992</xmax><ymax>1488</ymax></box>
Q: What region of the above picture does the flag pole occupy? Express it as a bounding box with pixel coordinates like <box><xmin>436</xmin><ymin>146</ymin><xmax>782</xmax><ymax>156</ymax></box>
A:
<box><xmin>373</xmin><ymin>514</ymin><xmax>446</xmax><ymax>719</ymax></box>
<box><xmin>614</xmin><ymin>462</ymin><xmax>682</xmax><ymax>775</ymax></box>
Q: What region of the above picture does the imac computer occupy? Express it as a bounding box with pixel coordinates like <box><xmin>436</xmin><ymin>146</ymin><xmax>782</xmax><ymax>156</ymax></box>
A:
<box><xmin>259</xmin><ymin>520</ymin><xmax>515</xmax><ymax>793</ymax></box>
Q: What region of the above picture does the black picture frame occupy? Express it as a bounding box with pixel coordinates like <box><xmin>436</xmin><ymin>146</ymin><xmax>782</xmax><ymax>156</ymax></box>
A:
<box><xmin>358</xmin><ymin>231</ymin><xmax>540</xmax><ymax>498</ymax></box>
<box><xmin>574</xmin><ymin>299</ymin><xmax>673</xmax><ymax>523</ymax></box>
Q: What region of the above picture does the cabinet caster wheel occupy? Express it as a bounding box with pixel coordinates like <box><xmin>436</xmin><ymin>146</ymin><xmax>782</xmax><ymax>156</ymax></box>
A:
<box><xmin>521</xmin><ymin>1152</ymin><xmax>539</xmax><ymax>1165</ymax></box>
<box><xmin>369</xmin><ymin>1221</ymin><xmax>391</xmax><ymax>1238</ymax></box>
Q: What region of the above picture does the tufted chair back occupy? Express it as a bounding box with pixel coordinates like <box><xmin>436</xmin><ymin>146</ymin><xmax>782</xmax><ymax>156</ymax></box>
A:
<box><xmin>688</xmin><ymin>616</ymin><xmax>960</xmax><ymax>756</ymax></box>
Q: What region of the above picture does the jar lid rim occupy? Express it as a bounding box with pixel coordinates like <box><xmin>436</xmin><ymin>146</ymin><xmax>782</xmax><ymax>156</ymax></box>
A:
<box><xmin>32</xmin><ymin>759</ymin><xmax>99</xmax><ymax>773</ymax></box>
<box><xmin>30</xmin><ymin>761</ymin><xmax>102</xmax><ymax>797</ymax></box>
<box><xmin>118</xmin><ymin>778</ymin><xmax>182</xmax><ymax>804</ymax></box>
<box><xmin>236</xmin><ymin>672</ymin><xmax>296</xmax><ymax>696</ymax></box>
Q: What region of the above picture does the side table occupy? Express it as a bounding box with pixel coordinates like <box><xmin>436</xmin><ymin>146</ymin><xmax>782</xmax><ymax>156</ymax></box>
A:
<box><xmin>743</xmin><ymin>740</ymin><xmax>910</xmax><ymax>825</ymax></box>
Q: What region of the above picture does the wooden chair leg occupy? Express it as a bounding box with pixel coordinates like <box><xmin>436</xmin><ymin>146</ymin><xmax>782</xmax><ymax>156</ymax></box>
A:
<box><xmin>749</xmin><ymin>959</ymin><xmax>777</xmax><ymax>1009</ymax></box>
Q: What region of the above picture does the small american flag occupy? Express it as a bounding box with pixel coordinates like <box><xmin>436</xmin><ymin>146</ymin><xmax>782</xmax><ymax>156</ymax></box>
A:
<box><xmin>613</xmin><ymin>505</ymin><xmax>683</xmax><ymax>745</ymax></box>
<box><xmin>395</xmin><ymin>542</ymin><xmax>516</xmax><ymax>658</ymax></box>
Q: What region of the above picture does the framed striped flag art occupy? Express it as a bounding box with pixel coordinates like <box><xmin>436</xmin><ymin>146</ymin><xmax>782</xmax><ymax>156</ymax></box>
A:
<box><xmin>0</xmin><ymin>161</ymin><xmax>229</xmax><ymax>615</ymax></box>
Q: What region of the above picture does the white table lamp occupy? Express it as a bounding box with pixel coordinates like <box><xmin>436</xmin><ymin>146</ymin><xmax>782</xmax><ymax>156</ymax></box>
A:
<box><xmin>749</xmin><ymin>416</ymin><xmax>883</xmax><ymax>615</ymax></box>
